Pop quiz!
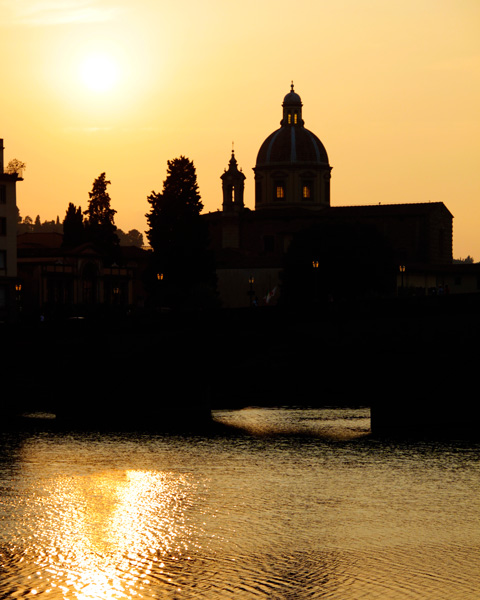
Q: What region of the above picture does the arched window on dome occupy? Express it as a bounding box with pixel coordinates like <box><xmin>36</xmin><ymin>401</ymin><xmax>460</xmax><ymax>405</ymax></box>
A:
<box><xmin>294</xmin><ymin>112</ymin><xmax>298</xmax><ymax>125</ymax></box>
<box><xmin>287</xmin><ymin>113</ymin><xmax>292</xmax><ymax>125</ymax></box>
<box><xmin>275</xmin><ymin>182</ymin><xmax>285</xmax><ymax>200</ymax></box>
<box><xmin>302</xmin><ymin>182</ymin><xmax>313</xmax><ymax>200</ymax></box>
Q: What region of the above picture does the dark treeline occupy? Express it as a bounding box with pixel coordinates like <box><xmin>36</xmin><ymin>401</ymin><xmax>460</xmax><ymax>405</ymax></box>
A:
<box><xmin>18</xmin><ymin>211</ymin><xmax>144</xmax><ymax>247</ymax></box>
<box><xmin>17</xmin><ymin>174</ymin><xmax>144</xmax><ymax>249</ymax></box>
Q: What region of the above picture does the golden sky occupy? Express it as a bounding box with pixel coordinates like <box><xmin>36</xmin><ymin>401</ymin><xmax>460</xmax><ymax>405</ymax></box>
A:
<box><xmin>2</xmin><ymin>0</ymin><xmax>479</xmax><ymax>258</ymax></box>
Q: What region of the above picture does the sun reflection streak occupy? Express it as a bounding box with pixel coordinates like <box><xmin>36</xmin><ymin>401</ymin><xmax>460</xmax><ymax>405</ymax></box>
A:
<box><xmin>20</xmin><ymin>469</ymin><xmax>196</xmax><ymax>599</ymax></box>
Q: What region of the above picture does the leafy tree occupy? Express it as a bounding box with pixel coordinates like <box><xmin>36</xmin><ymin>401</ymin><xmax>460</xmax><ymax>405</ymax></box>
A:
<box><xmin>63</xmin><ymin>203</ymin><xmax>85</xmax><ymax>247</ymax></box>
<box><xmin>5</xmin><ymin>159</ymin><xmax>26</xmax><ymax>175</ymax></box>
<box><xmin>117</xmin><ymin>228</ymin><xmax>144</xmax><ymax>247</ymax></box>
<box><xmin>17</xmin><ymin>212</ymin><xmax>62</xmax><ymax>235</ymax></box>
<box><xmin>145</xmin><ymin>156</ymin><xmax>216</xmax><ymax>308</ymax></box>
<box><xmin>18</xmin><ymin>215</ymin><xmax>34</xmax><ymax>233</ymax></box>
<box><xmin>84</xmin><ymin>173</ymin><xmax>118</xmax><ymax>250</ymax></box>
<box><xmin>41</xmin><ymin>219</ymin><xmax>62</xmax><ymax>233</ymax></box>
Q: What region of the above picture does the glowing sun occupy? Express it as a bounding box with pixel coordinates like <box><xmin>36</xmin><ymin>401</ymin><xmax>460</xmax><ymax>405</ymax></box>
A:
<box><xmin>79</xmin><ymin>53</ymin><xmax>120</xmax><ymax>92</ymax></box>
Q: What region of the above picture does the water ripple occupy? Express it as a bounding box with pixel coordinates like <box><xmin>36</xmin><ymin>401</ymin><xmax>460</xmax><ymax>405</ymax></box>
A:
<box><xmin>0</xmin><ymin>409</ymin><xmax>479</xmax><ymax>599</ymax></box>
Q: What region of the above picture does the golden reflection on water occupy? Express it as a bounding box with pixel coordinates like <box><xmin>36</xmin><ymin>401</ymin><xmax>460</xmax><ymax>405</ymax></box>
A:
<box><xmin>216</xmin><ymin>406</ymin><xmax>371</xmax><ymax>439</ymax></box>
<box><xmin>23</xmin><ymin>468</ymin><xmax>194</xmax><ymax>599</ymax></box>
<box><xmin>3</xmin><ymin>412</ymin><xmax>479</xmax><ymax>600</ymax></box>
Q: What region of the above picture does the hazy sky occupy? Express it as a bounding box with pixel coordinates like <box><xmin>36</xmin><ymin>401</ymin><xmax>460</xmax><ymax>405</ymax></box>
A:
<box><xmin>2</xmin><ymin>0</ymin><xmax>479</xmax><ymax>258</ymax></box>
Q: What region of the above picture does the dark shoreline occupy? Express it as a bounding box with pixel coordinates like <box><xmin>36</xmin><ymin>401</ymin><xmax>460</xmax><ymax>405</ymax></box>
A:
<box><xmin>3</xmin><ymin>294</ymin><xmax>480</xmax><ymax>436</ymax></box>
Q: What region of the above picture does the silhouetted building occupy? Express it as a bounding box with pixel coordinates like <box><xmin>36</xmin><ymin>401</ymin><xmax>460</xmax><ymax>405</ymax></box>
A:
<box><xmin>17</xmin><ymin>233</ymin><xmax>148</xmax><ymax>318</ymax></box>
<box><xmin>0</xmin><ymin>139</ymin><xmax>23</xmax><ymax>322</ymax></box>
<box><xmin>204</xmin><ymin>86</ymin><xmax>455</xmax><ymax>307</ymax></box>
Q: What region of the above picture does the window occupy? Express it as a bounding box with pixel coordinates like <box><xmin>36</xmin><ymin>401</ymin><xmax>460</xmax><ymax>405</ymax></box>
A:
<box><xmin>0</xmin><ymin>250</ymin><xmax>6</xmax><ymax>271</ymax></box>
<box><xmin>0</xmin><ymin>218</ymin><xmax>6</xmax><ymax>235</ymax></box>
<box><xmin>287</xmin><ymin>113</ymin><xmax>292</xmax><ymax>125</ymax></box>
<box><xmin>275</xmin><ymin>184</ymin><xmax>285</xmax><ymax>200</ymax></box>
<box><xmin>294</xmin><ymin>113</ymin><xmax>298</xmax><ymax>124</ymax></box>
<box><xmin>0</xmin><ymin>185</ymin><xmax>6</xmax><ymax>204</ymax></box>
<box><xmin>302</xmin><ymin>183</ymin><xmax>312</xmax><ymax>200</ymax></box>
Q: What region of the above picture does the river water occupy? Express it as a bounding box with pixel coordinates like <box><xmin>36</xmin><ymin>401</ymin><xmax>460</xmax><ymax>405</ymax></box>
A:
<box><xmin>0</xmin><ymin>407</ymin><xmax>479</xmax><ymax>599</ymax></box>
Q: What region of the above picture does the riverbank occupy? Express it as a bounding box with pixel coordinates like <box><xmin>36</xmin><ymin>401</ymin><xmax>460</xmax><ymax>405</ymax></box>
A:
<box><xmin>3</xmin><ymin>294</ymin><xmax>480</xmax><ymax>434</ymax></box>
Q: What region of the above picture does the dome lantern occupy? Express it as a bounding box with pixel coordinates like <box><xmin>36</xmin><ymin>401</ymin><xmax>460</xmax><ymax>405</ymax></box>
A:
<box><xmin>281</xmin><ymin>82</ymin><xmax>304</xmax><ymax>127</ymax></box>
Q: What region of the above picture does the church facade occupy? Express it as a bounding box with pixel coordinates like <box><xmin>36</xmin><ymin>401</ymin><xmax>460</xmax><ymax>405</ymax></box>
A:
<box><xmin>204</xmin><ymin>85</ymin><xmax>454</xmax><ymax>308</ymax></box>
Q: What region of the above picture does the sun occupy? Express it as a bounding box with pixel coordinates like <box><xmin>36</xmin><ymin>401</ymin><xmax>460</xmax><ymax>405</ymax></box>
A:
<box><xmin>79</xmin><ymin>53</ymin><xmax>120</xmax><ymax>93</ymax></box>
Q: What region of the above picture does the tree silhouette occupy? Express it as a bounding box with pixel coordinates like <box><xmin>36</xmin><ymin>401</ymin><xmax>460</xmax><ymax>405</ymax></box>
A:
<box><xmin>146</xmin><ymin>156</ymin><xmax>216</xmax><ymax>308</ymax></box>
<box><xmin>116</xmin><ymin>228</ymin><xmax>144</xmax><ymax>247</ymax></box>
<box><xmin>18</xmin><ymin>215</ymin><xmax>33</xmax><ymax>233</ymax></box>
<box><xmin>84</xmin><ymin>173</ymin><xmax>118</xmax><ymax>250</ymax></box>
<box><xmin>63</xmin><ymin>203</ymin><xmax>85</xmax><ymax>247</ymax></box>
<box><xmin>5</xmin><ymin>158</ymin><xmax>26</xmax><ymax>175</ymax></box>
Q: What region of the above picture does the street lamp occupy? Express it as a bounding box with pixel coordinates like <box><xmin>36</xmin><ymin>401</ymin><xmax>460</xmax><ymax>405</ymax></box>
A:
<box><xmin>15</xmin><ymin>282</ymin><xmax>22</xmax><ymax>313</ymax></box>
<box><xmin>399</xmin><ymin>265</ymin><xmax>406</xmax><ymax>295</ymax></box>
<box><xmin>312</xmin><ymin>260</ymin><xmax>319</xmax><ymax>303</ymax></box>
<box><xmin>248</xmin><ymin>276</ymin><xmax>255</xmax><ymax>306</ymax></box>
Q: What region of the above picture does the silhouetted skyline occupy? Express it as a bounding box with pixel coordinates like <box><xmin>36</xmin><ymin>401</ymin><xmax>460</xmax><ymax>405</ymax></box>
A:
<box><xmin>2</xmin><ymin>1</ymin><xmax>479</xmax><ymax>258</ymax></box>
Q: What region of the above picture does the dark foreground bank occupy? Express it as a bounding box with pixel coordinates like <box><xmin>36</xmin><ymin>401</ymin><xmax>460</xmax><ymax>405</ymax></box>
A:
<box><xmin>3</xmin><ymin>294</ymin><xmax>480</xmax><ymax>436</ymax></box>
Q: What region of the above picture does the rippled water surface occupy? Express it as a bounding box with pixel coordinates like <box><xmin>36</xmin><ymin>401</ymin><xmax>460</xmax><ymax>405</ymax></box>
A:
<box><xmin>0</xmin><ymin>407</ymin><xmax>479</xmax><ymax>599</ymax></box>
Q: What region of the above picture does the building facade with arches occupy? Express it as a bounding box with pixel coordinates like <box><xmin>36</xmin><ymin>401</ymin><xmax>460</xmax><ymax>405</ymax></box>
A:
<box><xmin>16</xmin><ymin>233</ymin><xmax>147</xmax><ymax>318</ymax></box>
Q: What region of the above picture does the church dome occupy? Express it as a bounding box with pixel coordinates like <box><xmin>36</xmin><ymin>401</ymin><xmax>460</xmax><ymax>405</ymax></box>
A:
<box><xmin>256</xmin><ymin>126</ymin><xmax>329</xmax><ymax>167</ymax></box>
<box><xmin>255</xmin><ymin>84</ymin><xmax>329</xmax><ymax>168</ymax></box>
<box><xmin>253</xmin><ymin>84</ymin><xmax>332</xmax><ymax>210</ymax></box>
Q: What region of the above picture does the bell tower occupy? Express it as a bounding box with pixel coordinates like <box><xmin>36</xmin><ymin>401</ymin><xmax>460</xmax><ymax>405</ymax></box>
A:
<box><xmin>220</xmin><ymin>149</ymin><xmax>245</xmax><ymax>249</ymax></box>
<box><xmin>221</xmin><ymin>149</ymin><xmax>245</xmax><ymax>214</ymax></box>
